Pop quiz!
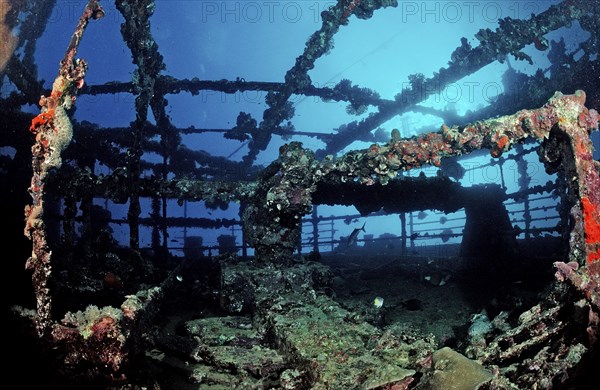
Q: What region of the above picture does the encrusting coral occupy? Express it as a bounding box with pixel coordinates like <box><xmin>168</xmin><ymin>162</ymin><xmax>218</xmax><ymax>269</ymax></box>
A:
<box><xmin>24</xmin><ymin>0</ymin><xmax>105</xmax><ymax>336</ymax></box>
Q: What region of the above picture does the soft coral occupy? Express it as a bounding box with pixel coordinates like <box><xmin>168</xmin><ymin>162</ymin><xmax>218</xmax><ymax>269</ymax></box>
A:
<box><xmin>582</xmin><ymin>196</ymin><xmax>600</xmax><ymax>263</ymax></box>
<box><xmin>29</xmin><ymin>109</ymin><xmax>55</xmax><ymax>133</ymax></box>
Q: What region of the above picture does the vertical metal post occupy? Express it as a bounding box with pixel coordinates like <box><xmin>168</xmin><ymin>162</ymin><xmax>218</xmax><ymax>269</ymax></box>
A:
<box><xmin>409</xmin><ymin>211</ymin><xmax>415</xmax><ymax>252</ymax></box>
<box><xmin>240</xmin><ymin>203</ymin><xmax>247</xmax><ymax>260</ymax></box>
<box><xmin>312</xmin><ymin>206</ymin><xmax>319</xmax><ymax>253</ymax></box>
<box><xmin>400</xmin><ymin>212</ymin><xmax>406</xmax><ymax>255</ymax></box>
<box><xmin>331</xmin><ymin>218</ymin><xmax>335</xmax><ymax>252</ymax></box>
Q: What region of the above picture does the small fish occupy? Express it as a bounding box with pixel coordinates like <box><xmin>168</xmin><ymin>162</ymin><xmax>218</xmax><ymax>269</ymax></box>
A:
<box><xmin>417</xmin><ymin>211</ymin><xmax>428</xmax><ymax>220</ymax></box>
<box><xmin>439</xmin><ymin>216</ymin><xmax>447</xmax><ymax>224</ymax></box>
<box><xmin>347</xmin><ymin>222</ymin><xmax>366</xmax><ymax>246</ymax></box>
<box><xmin>373</xmin><ymin>296</ymin><xmax>384</xmax><ymax>309</ymax></box>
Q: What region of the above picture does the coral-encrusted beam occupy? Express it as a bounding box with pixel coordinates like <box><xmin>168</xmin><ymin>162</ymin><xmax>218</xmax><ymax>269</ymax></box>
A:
<box><xmin>325</xmin><ymin>91</ymin><xmax>599</xmax><ymax>270</ymax></box>
<box><xmin>582</xmin><ymin>198</ymin><xmax>600</xmax><ymax>264</ymax></box>
<box><xmin>533</xmin><ymin>91</ymin><xmax>600</xmax><ymax>273</ymax></box>
<box><xmin>25</xmin><ymin>0</ymin><xmax>104</xmax><ymax>336</ymax></box>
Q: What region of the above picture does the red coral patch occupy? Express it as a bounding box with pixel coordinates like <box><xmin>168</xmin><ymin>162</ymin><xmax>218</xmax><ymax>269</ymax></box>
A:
<box><xmin>581</xmin><ymin>196</ymin><xmax>600</xmax><ymax>263</ymax></box>
<box><xmin>29</xmin><ymin>109</ymin><xmax>55</xmax><ymax>133</ymax></box>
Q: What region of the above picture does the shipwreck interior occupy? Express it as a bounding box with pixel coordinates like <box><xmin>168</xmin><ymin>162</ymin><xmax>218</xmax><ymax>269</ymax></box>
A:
<box><xmin>2</xmin><ymin>0</ymin><xmax>600</xmax><ymax>389</ymax></box>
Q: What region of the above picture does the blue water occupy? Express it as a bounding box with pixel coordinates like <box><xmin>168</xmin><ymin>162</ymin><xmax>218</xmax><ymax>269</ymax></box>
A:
<box><xmin>4</xmin><ymin>0</ymin><xmax>598</xmax><ymax>255</ymax></box>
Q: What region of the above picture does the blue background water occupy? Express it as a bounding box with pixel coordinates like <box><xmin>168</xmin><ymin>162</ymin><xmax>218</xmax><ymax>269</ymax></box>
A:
<box><xmin>14</xmin><ymin>0</ymin><xmax>600</xmax><ymax>255</ymax></box>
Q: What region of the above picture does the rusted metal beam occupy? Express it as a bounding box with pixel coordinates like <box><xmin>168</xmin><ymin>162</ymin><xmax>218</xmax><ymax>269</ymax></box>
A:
<box><xmin>24</xmin><ymin>0</ymin><xmax>105</xmax><ymax>336</ymax></box>
<box><xmin>242</xmin><ymin>91</ymin><xmax>599</xmax><ymax>267</ymax></box>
